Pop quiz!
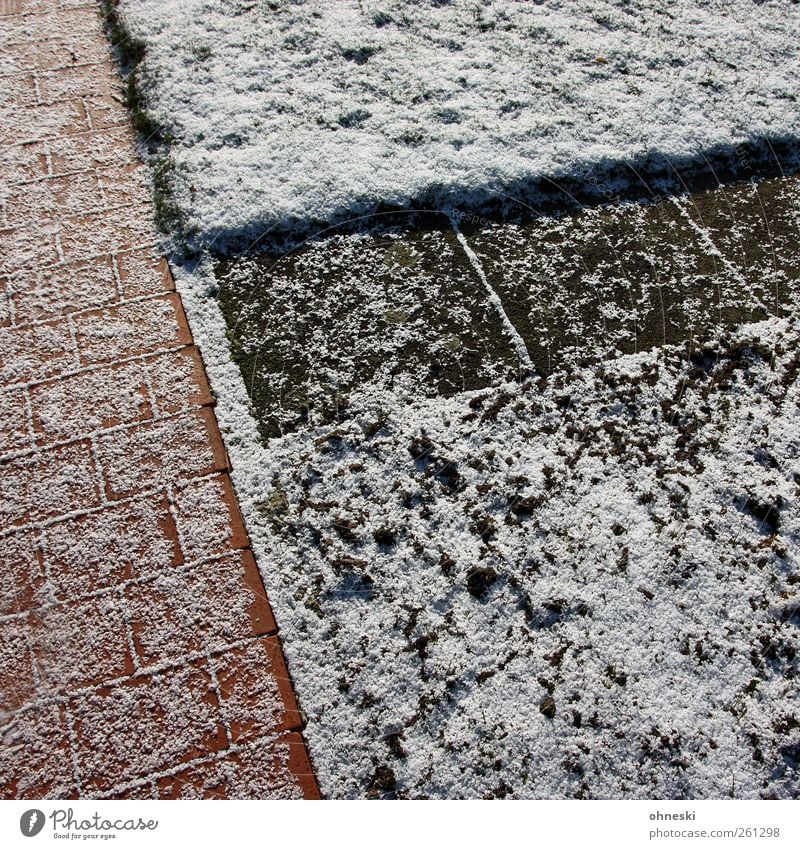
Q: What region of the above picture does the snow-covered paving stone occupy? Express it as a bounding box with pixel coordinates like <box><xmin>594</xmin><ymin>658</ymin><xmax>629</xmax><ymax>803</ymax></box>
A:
<box><xmin>117</xmin><ymin>0</ymin><xmax>800</xmax><ymax>246</ymax></box>
<box><xmin>0</xmin><ymin>0</ymin><xmax>316</xmax><ymax>800</ymax></box>
<box><xmin>215</xmin><ymin>215</ymin><xmax>521</xmax><ymax>438</ymax></box>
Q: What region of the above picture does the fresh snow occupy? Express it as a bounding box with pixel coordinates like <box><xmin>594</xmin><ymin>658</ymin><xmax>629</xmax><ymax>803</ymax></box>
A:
<box><xmin>118</xmin><ymin>0</ymin><xmax>800</xmax><ymax>245</ymax></box>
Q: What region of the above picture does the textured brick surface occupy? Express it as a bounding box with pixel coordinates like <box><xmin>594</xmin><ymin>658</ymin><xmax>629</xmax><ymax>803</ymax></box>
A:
<box><xmin>11</xmin><ymin>255</ymin><xmax>118</xmax><ymax>324</ymax></box>
<box><xmin>41</xmin><ymin>495</ymin><xmax>181</xmax><ymax>601</ymax></box>
<box><xmin>0</xmin><ymin>1</ymin><xmax>318</xmax><ymax>801</ymax></box>
<box><xmin>72</xmin><ymin>662</ymin><xmax>228</xmax><ymax>794</ymax></box>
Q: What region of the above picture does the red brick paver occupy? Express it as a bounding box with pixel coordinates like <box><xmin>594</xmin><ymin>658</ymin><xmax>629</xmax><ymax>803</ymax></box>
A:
<box><xmin>0</xmin><ymin>0</ymin><xmax>318</xmax><ymax>799</ymax></box>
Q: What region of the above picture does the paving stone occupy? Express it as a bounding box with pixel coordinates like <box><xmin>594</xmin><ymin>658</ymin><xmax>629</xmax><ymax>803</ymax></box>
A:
<box><xmin>0</xmin><ymin>141</ymin><xmax>49</xmax><ymax>184</ymax></box>
<box><xmin>0</xmin><ymin>702</ymin><xmax>77</xmax><ymax>799</ymax></box>
<box><xmin>0</xmin><ymin>73</ymin><xmax>37</xmax><ymax>109</ymax></box>
<box><xmin>0</xmin><ymin>1</ymin><xmax>24</xmax><ymax>17</ymax></box>
<box><xmin>0</xmin><ymin>315</ymin><xmax>78</xmax><ymax>385</ymax></box>
<box><xmin>84</xmin><ymin>95</ymin><xmax>130</xmax><ymax>131</ymax></box>
<box><xmin>126</xmin><ymin>551</ymin><xmax>275</xmax><ymax>666</ymax></box>
<box><xmin>4</xmin><ymin>172</ymin><xmax>105</xmax><ymax>227</ymax></box>
<box><xmin>0</xmin><ymin>99</ymin><xmax>88</xmax><ymax>146</ymax></box>
<box><xmin>157</xmin><ymin>733</ymin><xmax>318</xmax><ymax>799</ymax></box>
<box><xmin>71</xmin><ymin>661</ymin><xmax>228</xmax><ymax>793</ymax></box>
<box><xmin>32</xmin><ymin>34</ymin><xmax>112</xmax><ymax>72</ymax></box>
<box><xmin>147</xmin><ymin>346</ymin><xmax>213</xmax><ymax>415</ymax></box>
<box><xmin>98</xmin><ymin>163</ymin><xmax>152</xmax><ymax>209</ymax></box>
<box><xmin>0</xmin><ymin>440</ymin><xmax>99</xmax><ymax>528</ymax></box>
<box><xmin>41</xmin><ymin>495</ymin><xmax>181</xmax><ymax>602</ymax></box>
<box><xmin>0</xmin><ymin>616</ymin><xmax>36</xmax><ymax>711</ymax></box>
<box><xmin>49</xmin><ymin>127</ymin><xmax>138</xmax><ymax>175</ymax></box>
<box><xmin>0</xmin><ymin>223</ymin><xmax>60</xmax><ymax>274</ymax></box>
<box><xmin>0</xmin><ymin>387</ymin><xmax>31</xmax><ymax>454</ymax></box>
<box><xmin>171</xmin><ymin>475</ymin><xmax>249</xmax><ymax>562</ymax></box>
<box><xmin>73</xmin><ymin>294</ymin><xmax>191</xmax><ymax>365</ymax></box>
<box><xmin>30</xmin><ymin>594</ymin><xmax>134</xmax><ymax>692</ymax></box>
<box><xmin>58</xmin><ymin>204</ymin><xmax>156</xmax><ymax>261</ymax></box>
<box><xmin>29</xmin><ymin>360</ymin><xmax>152</xmax><ymax>444</ymax></box>
<box><xmin>117</xmin><ymin>249</ymin><xmax>174</xmax><ymax>299</ymax></box>
<box><xmin>38</xmin><ymin>63</ymin><xmax>118</xmax><ymax>104</ymax></box>
<box><xmin>96</xmin><ymin>408</ymin><xmax>228</xmax><ymax>500</ymax></box>
<box><xmin>0</xmin><ymin>529</ymin><xmax>46</xmax><ymax>616</ymax></box>
<box><xmin>11</xmin><ymin>254</ymin><xmax>118</xmax><ymax>323</ymax></box>
<box><xmin>212</xmin><ymin>637</ymin><xmax>303</xmax><ymax>744</ymax></box>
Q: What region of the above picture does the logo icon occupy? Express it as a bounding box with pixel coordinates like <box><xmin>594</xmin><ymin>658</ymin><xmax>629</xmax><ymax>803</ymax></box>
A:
<box><xmin>20</xmin><ymin>810</ymin><xmax>45</xmax><ymax>837</ymax></box>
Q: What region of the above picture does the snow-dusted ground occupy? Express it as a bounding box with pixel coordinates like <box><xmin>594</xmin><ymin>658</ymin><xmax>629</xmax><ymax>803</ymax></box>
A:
<box><xmin>111</xmin><ymin>0</ymin><xmax>800</xmax><ymax>797</ymax></box>
<box><xmin>118</xmin><ymin>0</ymin><xmax>800</xmax><ymax>246</ymax></box>
<box><xmin>178</xmin><ymin>244</ymin><xmax>800</xmax><ymax>797</ymax></box>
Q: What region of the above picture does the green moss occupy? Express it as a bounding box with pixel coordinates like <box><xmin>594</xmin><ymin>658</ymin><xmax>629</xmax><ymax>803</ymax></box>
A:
<box><xmin>99</xmin><ymin>1</ymin><xmax>185</xmax><ymax>236</ymax></box>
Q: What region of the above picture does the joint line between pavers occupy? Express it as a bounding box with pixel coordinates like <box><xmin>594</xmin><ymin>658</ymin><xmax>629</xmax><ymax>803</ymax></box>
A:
<box><xmin>88</xmin><ymin>432</ymin><xmax>112</xmax><ymax>509</ymax></box>
<box><xmin>93</xmin><ymin>731</ymin><xmax>304</xmax><ymax>800</ymax></box>
<box><xmin>0</xmin><ymin>541</ymin><xmax>254</xmax><ymax>624</ymax></box>
<box><xmin>0</xmin><ymin>631</ymin><xmax>295</xmax><ymax>724</ymax></box>
<box><xmin>62</xmin><ymin>699</ymin><xmax>86</xmax><ymax>798</ymax></box>
<box><xmin>449</xmin><ymin>213</ymin><xmax>533</xmax><ymax>374</ymax></box>
<box><xmin>110</xmin><ymin>251</ymin><xmax>125</xmax><ymax>302</ymax></box>
<box><xmin>0</xmin><ymin>340</ymin><xmax>190</xmax><ymax>399</ymax></box>
<box><xmin>0</xmin><ymin>399</ymin><xmax>210</xmax><ymax>467</ymax></box>
<box><xmin>204</xmin><ymin>647</ymin><xmax>234</xmax><ymax>750</ymax></box>
<box><xmin>0</xmin><ymin>467</ymin><xmax>223</xmax><ymax>541</ymax></box>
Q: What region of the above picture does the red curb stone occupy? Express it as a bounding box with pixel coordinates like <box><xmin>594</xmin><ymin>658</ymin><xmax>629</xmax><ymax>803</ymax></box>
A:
<box><xmin>71</xmin><ymin>661</ymin><xmax>228</xmax><ymax>794</ymax></box>
<box><xmin>11</xmin><ymin>254</ymin><xmax>118</xmax><ymax>324</ymax></box>
<box><xmin>4</xmin><ymin>172</ymin><xmax>106</xmax><ymax>228</ymax></box>
<box><xmin>156</xmin><ymin>733</ymin><xmax>320</xmax><ymax>800</ymax></box>
<box><xmin>126</xmin><ymin>552</ymin><xmax>277</xmax><ymax>667</ymax></box>
<box><xmin>0</xmin><ymin>387</ymin><xmax>32</xmax><ymax>454</ymax></box>
<box><xmin>29</xmin><ymin>360</ymin><xmax>152</xmax><ymax>444</ymax></box>
<box><xmin>171</xmin><ymin>475</ymin><xmax>250</xmax><ymax>562</ymax></box>
<box><xmin>73</xmin><ymin>294</ymin><xmax>192</xmax><ymax>366</ymax></box>
<box><xmin>0</xmin><ymin>702</ymin><xmax>77</xmax><ymax>799</ymax></box>
<box><xmin>0</xmin><ymin>616</ymin><xmax>36</xmax><ymax>711</ymax></box>
<box><xmin>0</xmin><ymin>314</ymin><xmax>78</xmax><ymax>385</ymax></box>
<box><xmin>0</xmin><ymin>529</ymin><xmax>46</xmax><ymax>616</ymax></box>
<box><xmin>95</xmin><ymin>408</ymin><xmax>228</xmax><ymax>501</ymax></box>
<box><xmin>42</xmin><ymin>494</ymin><xmax>182</xmax><ymax>603</ymax></box>
<box><xmin>0</xmin><ymin>439</ymin><xmax>100</xmax><ymax>529</ymax></box>
<box><xmin>148</xmin><ymin>346</ymin><xmax>215</xmax><ymax>415</ymax></box>
<box><xmin>117</xmin><ymin>250</ymin><xmax>174</xmax><ymax>299</ymax></box>
<box><xmin>212</xmin><ymin>637</ymin><xmax>303</xmax><ymax>744</ymax></box>
<box><xmin>30</xmin><ymin>594</ymin><xmax>134</xmax><ymax>693</ymax></box>
<box><xmin>0</xmin><ymin>100</ymin><xmax>88</xmax><ymax>146</ymax></box>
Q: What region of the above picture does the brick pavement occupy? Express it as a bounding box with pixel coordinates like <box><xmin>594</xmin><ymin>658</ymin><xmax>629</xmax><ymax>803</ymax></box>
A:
<box><xmin>0</xmin><ymin>0</ymin><xmax>319</xmax><ymax>799</ymax></box>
